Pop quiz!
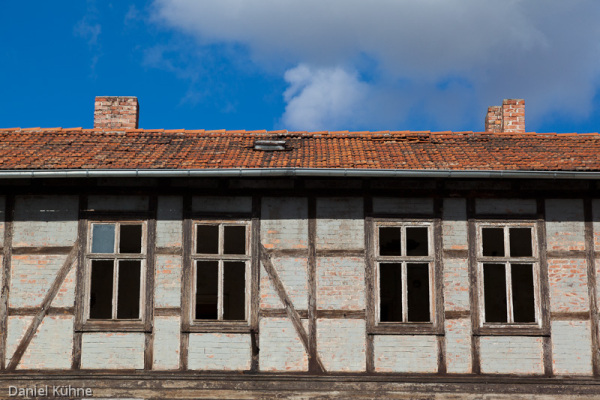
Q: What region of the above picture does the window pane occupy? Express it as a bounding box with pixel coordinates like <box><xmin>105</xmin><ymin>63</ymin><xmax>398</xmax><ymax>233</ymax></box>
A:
<box><xmin>196</xmin><ymin>225</ymin><xmax>219</xmax><ymax>254</ymax></box>
<box><xmin>224</xmin><ymin>226</ymin><xmax>246</xmax><ymax>255</ymax></box>
<box><xmin>406</xmin><ymin>227</ymin><xmax>428</xmax><ymax>256</ymax></box>
<box><xmin>509</xmin><ymin>228</ymin><xmax>533</xmax><ymax>257</ymax></box>
<box><xmin>116</xmin><ymin>260</ymin><xmax>141</xmax><ymax>319</ymax></box>
<box><xmin>482</xmin><ymin>228</ymin><xmax>504</xmax><ymax>257</ymax></box>
<box><xmin>91</xmin><ymin>224</ymin><xmax>115</xmax><ymax>253</ymax></box>
<box><xmin>379</xmin><ymin>227</ymin><xmax>401</xmax><ymax>256</ymax></box>
<box><xmin>223</xmin><ymin>261</ymin><xmax>246</xmax><ymax>320</ymax></box>
<box><xmin>195</xmin><ymin>261</ymin><xmax>218</xmax><ymax>319</ymax></box>
<box><xmin>407</xmin><ymin>263</ymin><xmax>430</xmax><ymax>322</ymax></box>
<box><xmin>120</xmin><ymin>224</ymin><xmax>142</xmax><ymax>254</ymax></box>
<box><xmin>483</xmin><ymin>264</ymin><xmax>508</xmax><ymax>323</ymax></box>
<box><xmin>512</xmin><ymin>264</ymin><xmax>536</xmax><ymax>323</ymax></box>
<box><xmin>89</xmin><ymin>260</ymin><xmax>114</xmax><ymax>319</ymax></box>
<box><xmin>379</xmin><ymin>263</ymin><xmax>402</xmax><ymax>322</ymax></box>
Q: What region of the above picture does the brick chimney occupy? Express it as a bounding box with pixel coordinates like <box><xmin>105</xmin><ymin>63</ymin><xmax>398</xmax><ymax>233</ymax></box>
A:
<box><xmin>484</xmin><ymin>99</ymin><xmax>525</xmax><ymax>133</ymax></box>
<box><xmin>94</xmin><ymin>96</ymin><xmax>139</xmax><ymax>129</ymax></box>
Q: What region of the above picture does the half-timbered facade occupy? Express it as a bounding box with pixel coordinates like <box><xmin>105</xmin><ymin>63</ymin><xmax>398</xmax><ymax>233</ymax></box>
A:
<box><xmin>0</xmin><ymin>97</ymin><xmax>599</xmax><ymax>399</ymax></box>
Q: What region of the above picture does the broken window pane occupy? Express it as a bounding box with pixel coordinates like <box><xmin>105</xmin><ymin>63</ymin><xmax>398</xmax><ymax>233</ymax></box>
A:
<box><xmin>483</xmin><ymin>264</ymin><xmax>508</xmax><ymax>323</ymax></box>
<box><xmin>512</xmin><ymin>264</ymin><xmax>536</xmax><ymax>323</ymax></box>
<box><xmin>116</xmin><ymin>260</ymin><xmax>141</xmax><ymax>319</ymax></box>
<box><xmin>407</xmin><ymin>263</ymin><xmax>430</xmax><ymax>322</ymax></box>
<box><xmin>223</xmin><ymin>261</ymin><xmax>246</xmax><ymax>320</ymax></box>
<box><xmin>482</xmin><ymin>228</ymin><xmax>504</xmax><ymax>257</ymax></box>
<box><xmin>509</xmin><ymin>228</ymin><xmax>532</xmax><ymax>257</ymax></box>
<box><xmin>91</xmin><ymin>224</ymin><xmax>115</xmax><ymax>254</ymax></box>
<box><xmin>119</xmin><ymin>224</ymin><xmax>143</xmax><ymax>254</ymax></box>
<box><xmin>196</xmin><ymin>225</ymin><xmax>219</xmax><ymax>254</ymax></box>
<box><xmin>89</xmin><ymin>260</ymin><xmax>114</xmax><ymax>319</ymax></box>
<box><xmin>406</xmin><ymin>227</ymin><xmax>428</xmax><ymax>256</ymax></box>
<box><xmin>195</xmin><ymin>261</ymin><xmax>218</xmax><ymax>319</ymax></box>
<box><xmin>379</xmin><ymin>263</ymin><xmax>402</xmax><ymax>322</ymax></box>
<box><xmin>379</xmin><ymin>227</ymin><xmax>401</xmax><ymax>256</ymax></box>
<box><xmin>224</xmin><ymin>226</ymin><xmax>246</xmax><ymax>255</ymax></box>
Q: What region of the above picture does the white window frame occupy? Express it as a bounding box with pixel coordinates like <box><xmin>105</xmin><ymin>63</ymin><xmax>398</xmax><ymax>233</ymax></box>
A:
<box><xmin>476</xmin><ymin>222</ymin><xmax>541</xmax><ymax>328</ymax></box>
<box><xmin>191</xmin><ymin>220</ymin><xmax>251</xmax><ymax>323</ymax></box>
<box><xmin>83</xmin><ymin>221</ymin><xmax>147</xmax><ymax>324</ymax></box>
<box><xmin>374</xmin><ymin>220</ymin><xmax>436</xmax><ymax>326</ymax></box>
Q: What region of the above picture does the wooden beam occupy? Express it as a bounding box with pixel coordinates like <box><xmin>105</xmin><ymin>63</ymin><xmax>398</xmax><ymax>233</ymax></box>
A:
<box><xmin>0</xmin><ymin>195</ymin><xmax>14</xmax><ymax>370</ymax></box>
<box><xmin>584</xmin><ymin>198</ymin><xmax>600</xmax><ymax>377</ymax></box>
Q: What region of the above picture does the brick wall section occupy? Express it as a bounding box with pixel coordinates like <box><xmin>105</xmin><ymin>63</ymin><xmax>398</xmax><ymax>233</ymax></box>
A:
<box><xmin>548</xmin><ymin>258</ymin><xmax>589</xmax><ymax>312</ymax></box>
<box><xmin>5</xmin><ymin>316</ymin><xmax>32</xmax><ymax>366</ymax></box>
<box><xmin>51</xmin><ymin>266</ymin><xmax>76</xmax><ymax>308</ymax></box>
<box><xmin>475</xmin><ymin>198</ymin><xmax>536</xmax><ymax>215</ymax></box>
<box><xmin>9</xmin><ymin>255</ymin><xmax>70</xmax><ymax>308</ymax></box>
<box><xmin>13</xmin><ymin>195</ymin><xmax>78</xmax><ymax>247</ymax></box>
<box><xmin>442</xmin><ymin>198</ymin><xmax>467</xmax><ymax>251</ymax></box>
<box><xmin>259</xmin><ymin>317</ymin><xmax>308</xmax><ymax>371</ymax></box>
<box><xmin>372</xmin><ymin>197</ymin><xmax>433</xmax><ymax>215</ymax></box>
<box><xmin>156</xmin><ymin>196</ymin><xmax>183</xmax><ymax>248</ymax></box>
<box><xmin>445</xmin><ymin>319</ymin><xmax>471</xmax><ymax>373</ymax></box>
<box><xmin>316</xmin><ymin>257</ymin><xmax>365</xmax><ymax>310</ymax></box>
<box><xmin>374</xmin><ymin>335</ymin><xmax>438</xmax><ymax>373</ymax></box>
<box><xmin>88</xmin><ymin>195</ymin><xmax>149</xmax><ymax>212</ymax></box>
<box><xmin>188</xmin><ymin>333</ymin><xmax>251</xmax><ymax>371</ymax></box>
<box><xmin>316</xmin><ymin>198</ymin><xmax>364</xmax><ymax>250</ymax></box>
<box><xmin>316</xmin><ymin>319</ymin><xmax>366</xmax><ymax>372</ymax></box>
<box><xmin>94</xmin><ymin>96</ymin><xmax>139</xmax><ymax>130</ymax></box>
<box><xmin>546</xmin><ymin>199</ymin><xmax>585</xmax><ymax>251</ymax></box>
<box><xmin>81</xmin><ymin>333</ymin><xmax>145</xmax><ymax>369</ymax></box>
<box><xmin>501</xmin><ymin>99</ymin><xmax>525</xmax><ymax>133</ymax></box>
<box><xmin>191</xmin><ymin>196</ymin><xmax>252</xmax><ymax>213</ymax></box>
<box><xmin>552</xmin><ymin>321</ymin><xmax>593</xmax><ymax>375</ymax></box>
<box><xmin>17</xmin><ymin>316</ymin><xmax>73</xmax><ymax>370</ymax></box>
<box><xmin>261</xmin><ymin>197</ymin><xmax>308</xmax><ymax>249</ymax></box>
<box><xmin>154</xmin><ymin>255</ymin><xmax>182</xmax><ymax>308</ymax></box>
<box><xmin>484</xmin><ymin>106</ymin><xmax>502</xmax><ymax>133</ymax></box>
<box><xmin>443</xmin><ymin>258</ymin><xmax>469</xmax><ymax>311</ymax></box>
<box><xmin>260</xmin><ymin>258</ymin><xmax>307</xmax><ymax>309</ymax></box>
<box><xmin>153</xmin><ymin>317</ymin><xmax>180</xmax><ymax>370</ymax></box>
<box><xmin>479</xmin><ymin>336</ymin><xmax>544</xmax><ymax>374</ymax></box>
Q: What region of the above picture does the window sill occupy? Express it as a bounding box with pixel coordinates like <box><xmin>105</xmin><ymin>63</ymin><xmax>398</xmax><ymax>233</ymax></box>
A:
<box><xmin>184</xmin><ymin>321</ymin><xmax>252</xmax><ymax>334</ymax></box>
<box><xmin>475</xmin><ymin>324</ymin><xmax>548</xmax><ymax>336</ymax></box>
<box><xmin>77</xmin><ymin>320</ymin><xmax>149</xmax><ymax>333</ymax></box>
<box><xmin>369</xmin><ymin>322</ymin><xmax>443</xmax><ymax>335</ymax></box>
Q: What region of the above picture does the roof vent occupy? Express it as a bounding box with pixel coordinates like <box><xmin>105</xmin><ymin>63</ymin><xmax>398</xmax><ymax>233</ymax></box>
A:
<box><xmin>253</xmin><ymin>139</ymin><xmax>288</xmax><ymax>151</ymax></box>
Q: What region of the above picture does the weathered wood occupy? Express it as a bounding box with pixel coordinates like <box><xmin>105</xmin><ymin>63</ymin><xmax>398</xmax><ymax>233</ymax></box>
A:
<box><xmin>155</xmin><ymin>246</ymin><xmax>182</xmax><ymax>255</ymax></box>
<box><xmin>144</xmin><ymin>195</ymin><xmax>158</xmax><ymax>369</ymax></box>
<box><xmin>72</xmin><ymin>194</ymin><xmax>87</xmax><ymax>369</ymax></box>
<box><xmin>12</xmin><ymin>246</ymin><xmax>73</xmax><ymax>255</ymax></box>
<box><xmin>537</xmin><ymin>198</ymin><xmax>553</xmax><ymax>377</ymax></box>
<box><xmin>7</xmin><ymin>245</ymin><xmax>78</xmax><ymax>370</ymax></box>
<box><xmin>466</xmin><ymin>198</ymin><xmax>480</xmax><ymax>374</ymax></box>
<box><xmin>8</xmin><ymin>307</ymin><xmax>74</xmax><ymax>316</ymax></box>
<box><xmin>154</xmin><ymin>307</ymin><xmax>182</xmax><ymax>317</ymax></box>
<box><xmin>584</xmin><ymin>198</ymin><xmax>600</xmax><ymax>377</ymax></box>
<box><xmin>260</xmin><ymin>309</ymin><xmax>309</xmax><ymax>319</ymax></box>
<box><xmin>251</xmin><ymin>196</ymin><xmax>261</xmax><ymax>372</ymax></box>
<box><xmin>180</xmin><ymin>195</ymin><xmax>192</xmax><ymax>370</ymax></box>
<box><xmin>550</xmin><ymin>312</ymin><xmax>591</xmax><ymax>321</ymax></box>
<box><xmin>260</xmin><ymin>242</ymin><xmax>325</xmax><ymax>372</ymax></box>
<box><xmin>364</xmin><ymin>195</ymin><xmax>375</xmax><ymax>373</ymax></box>
<box><xmin>0</xmin><ymin>195</ymin><xmax>14</xmax><ymax>370</ymax></box>
<box><xmin>307</xmin><ymin>196</ymin><xmax>321</xmax><ymax>373</ymax></box>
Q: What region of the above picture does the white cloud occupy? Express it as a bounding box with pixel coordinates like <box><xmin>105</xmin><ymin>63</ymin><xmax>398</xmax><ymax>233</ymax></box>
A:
<box><xmin>152</xmin><ymin>0</ymin><xmax>600</xmax><ymax>131</ymax></box>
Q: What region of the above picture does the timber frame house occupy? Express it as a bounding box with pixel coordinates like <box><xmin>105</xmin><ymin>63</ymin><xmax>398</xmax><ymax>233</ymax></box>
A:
<box><xmin>0</xmin><ymin>97</ymin><xmax>599</xmax><ymax>398</ymax></box>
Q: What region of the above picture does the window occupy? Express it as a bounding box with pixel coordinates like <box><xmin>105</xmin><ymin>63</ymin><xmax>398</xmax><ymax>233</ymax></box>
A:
<box><xmin>477</xmin><ymin>223</ymin><xmax>540</xmax><ymax>326</ymax></box>
<box><xmin>192</xmin><ymin>222</ymin><xmax>250</xmax><ymax>322</ymax></box>
<box><xmin>84</xmin><ymin>222</ymin><xmax>146</xmax><ymax>324</ymax></box>
<box><xmin>375</xmin><ymin>222</ymin><xmax>434</xmax><ymax>324</ymax></box>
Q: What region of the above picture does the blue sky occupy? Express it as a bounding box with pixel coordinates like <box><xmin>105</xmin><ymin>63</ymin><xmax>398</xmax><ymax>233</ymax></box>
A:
<box><xmin>1</xmin><ymin>1</ymin><xmax>600</xmax><ymax>133</ymax></box>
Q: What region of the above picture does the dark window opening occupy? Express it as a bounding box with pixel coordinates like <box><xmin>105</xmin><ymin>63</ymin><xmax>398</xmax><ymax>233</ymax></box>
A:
<box><xmin>379</xmin><ymin>263</ymin><xmax>402</xmax><ymax>322</ymax></box>
<box><xmin>197</xmin><ymin>225</ymin><xmax>219</xmax><ymax>254</ymax></box>
<box><xmin>120</xmin><ymin>225</ymin><xmax>142</xmax><ymax>254</ymax></box>
<box><xmin>407</xmin><ymin>263</ymin><xmax>430</xmax><ymax>322</ymax></box>
<box><xmin>379</xmin><ymin>227</ymin><xmax>401</xmax><ymax>256</ymax></box>
<box><xmin>406</xmin><ymin>227</ymin><xmax>428</xmax><ymax>256</ymax></box>
<box><xmin>511</xmin><ymin>264</ymin><xmax>536</xmax><ymax>322</ymax></box>
<box><xmin>509</xmin><ymin>228</ymin><xmax>532</xmax><ymax>257</ymax></box>
<box><xmin>483</xmin><ymin>263</ymin><xmax>508</xmax><ymax>323</ymax></box>
<box><xmin>116</xmin><ymin>260</ymin><xmax>141</xmax><ymax>319</ymax></box>
<box><xmin>195</xmin><ymin>261</ymin><xmax>219</xmax><ymax>319</ymax></box>
<box><xmin>224</xmin><ymin>226</ymin><xmax>246</xmax><ymax>255</ymax></box>
<box><xmin>223</xmin><ymin>261</ymin><xmax>246</xmax><ymax>320</ymax></box>
<box><xmin>89</xmin><ymin>260</ymin><xmax>114</xmax><ymax>319</ymax></box>
<box><xmin>482</xmin><ymin>228</ymin><xmax>504</xmax><ymax>257</ymax></box>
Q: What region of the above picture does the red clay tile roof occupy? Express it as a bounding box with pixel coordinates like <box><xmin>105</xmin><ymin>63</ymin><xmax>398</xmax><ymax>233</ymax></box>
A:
<box><xmin>0</xmin><ymin>128</ymin><xmax>599</xmax><ymax>171</ymax></box>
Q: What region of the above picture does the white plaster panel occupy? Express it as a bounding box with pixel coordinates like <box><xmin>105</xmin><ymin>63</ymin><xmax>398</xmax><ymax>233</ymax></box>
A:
<box><xmin>552</xmin><ymin>320</ymin><xmax>593</xmax><ymax>375</ymax></box>
<box><xmin>263</xmin><ymin>257</ymin><xmax>307</xmax><ymax>310</ymax></box>
<box><xmin>154</xmin><ymin>255</ymin><xmax>182</xmax><ymax>308</ymax></box>
<box><xmin>259</xmin><ymin>317</ymin><xmax>308</xmax><ymax>371</ymax></box>
<box><xmin>480</xmin><ymin>336</ymin><xmax>544</xmax><ymax>374</ymax></box>
<box><xmin>442</xmin><ymin>198</ymin><xmax>467</xmax><ymax>251</ymax></box>
<box><xmin>10</xmin><ymin>255</ymin><xmax>69</xmax><ymax>308</ymax></box>
<box><xmin>18</xmin><ymin>316</ymin><xmax>73</xmax><ymax>370</ymax></box>
<box><xmin>261</xmin><ymin>197</ymin><xmax>308</xmax><ymax>249</ymax></box>
<box><xmin>188</xmin><ymin>333</ymin><xmax>251</xmax><ymax>370</ymax></box>
<box><xmin>259</xmin><ymin>265</ymin><xmax>284</xmax><ymax>309</ymax></box>
<box><xmin>156</xmin><ymin>196</ymin><xmax>183</xmax><ymax>248</ymax></box>
<box><xmin>316</xmin><ymin>257</ymin><xmax>365</xmax><ymax>310</ymax></box>
<box><xmin>13</xmin><ymin>195</ymin><xmax>78</xmax><ymax>247</ymax></box>
<box><xmin>476</xmin><ymin>199</ymin><xmax>537</xmax><ymax>215</ymax></box>
<box><xmin>372</xmin><ymin>197</ymin><xmax>433</xmax><ymax>215</ymax></box>
<box><xmin>5</xmin><ymin>316</ymin><xmax>33</xmax><ymax>366</ymax></box>
<box><xmin>445</xmin><ymin>318</ymin><xmax>471</xmax><ymax>374</ymax></box>
<box><xmin>316</xmin><ymin>197</ymin><xmax>363</xmax><ymax>250</ymax></box>
<box><xmin>51</xmin><ymin>265</ymin><xmax>77</xmax><ymax>308</ymax></box>
<box><xmin>545</xmin><ymin>199</ymin><xmax>585</xmax><ymax>251</ymax></box>
<box><xmin>81</xmin><ymin>333</ymin><xmax>145</xmax><ymax>369</ymax></box>
<box><xmin>191</xmin><ymin>196</ymin><xmax>251</xmax><ymax>213</ymax></box>
<box><xmin>88</xmin><ymin>195</ymin><xmax>149</xmax><ymax>211</ymax></box>
<box><xmin>374</xmin><ymin>335</ymin><xmax>438</xmax><ymax>373</ymax></box>
<box><xmin>153</xmin><ymin>317</ymin><xmax>181</xmax><ymax>370</ymax></box>
<box><xmin>317</xmin><ymin>319</ymin><xmax>366</xmax><ymax>372</ymax></box>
